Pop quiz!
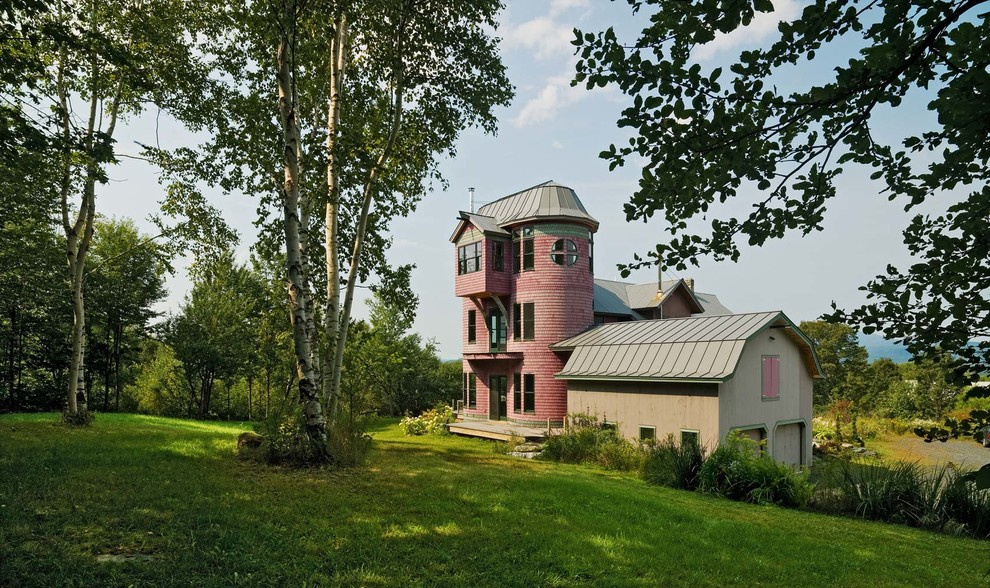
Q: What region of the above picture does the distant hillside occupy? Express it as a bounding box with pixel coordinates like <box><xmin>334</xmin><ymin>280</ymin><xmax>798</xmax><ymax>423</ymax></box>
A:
<box><xmin>858</xmin><ymin>332</ymin><xmax>912</xmax><ymax>363</ymax></box>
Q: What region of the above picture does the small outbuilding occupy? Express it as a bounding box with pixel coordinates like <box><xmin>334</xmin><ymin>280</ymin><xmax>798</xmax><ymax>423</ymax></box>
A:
<box><xmin>551</xmin><ymin>311</ymin><xmax>822</xmax><ymax>466</ymax></box>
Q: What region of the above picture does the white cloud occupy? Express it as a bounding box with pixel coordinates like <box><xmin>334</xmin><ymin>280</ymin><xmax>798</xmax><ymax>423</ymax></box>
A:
<box><xmin>549</xmin><ymin>0</ymin><xmax>590</xmax><ymax>17</ymax></box>
<box><xmin>513</xmin><ymin>68</ymin><xmax>586</xmax><ymax>127</ymax></box>
<box><xmin>693</xmin><ymin>0</ymin><xmax>801</xmax><ymax>61</ymax></box>
<box><xmin>551</xmin><ymin>140</ymin><xmax>564</xmax><ymax>150</ymax></box>
<box><xmin>501</xmin><ymin>16</ymin><xmax>575</xmax><ymax>60</ymax></box>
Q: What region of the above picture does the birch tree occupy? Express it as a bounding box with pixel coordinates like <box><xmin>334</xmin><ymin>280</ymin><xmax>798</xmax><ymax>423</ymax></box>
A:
<box><xmin>152</xmin><ymin>0</ymin><xmax>512</xmax><ymax>454</ymax></box>
<box><xmin>21</xmin><ymin>0</ymin><xmax>215</xmax><ymax>418</ymax></box>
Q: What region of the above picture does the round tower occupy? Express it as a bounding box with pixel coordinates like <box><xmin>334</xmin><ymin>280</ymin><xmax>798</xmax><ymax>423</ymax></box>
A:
<box><xmin>452</xmin><ymin>181</ymin><xmax>597</xmax><ymax>427</ymax></box>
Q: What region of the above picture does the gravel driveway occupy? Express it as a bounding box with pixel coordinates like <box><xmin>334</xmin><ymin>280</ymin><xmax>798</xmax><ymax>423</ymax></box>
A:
<box><xmin>872</xmin><ymin>434</ymin><xmax>990</xmax><ymax>469</ymax></box>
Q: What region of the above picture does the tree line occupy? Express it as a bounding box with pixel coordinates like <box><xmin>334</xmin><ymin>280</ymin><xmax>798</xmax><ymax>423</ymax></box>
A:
<box><xmin>2</xmin><ymin>0</ymin><xmax>510</xmax><ymax>457</ymax></box>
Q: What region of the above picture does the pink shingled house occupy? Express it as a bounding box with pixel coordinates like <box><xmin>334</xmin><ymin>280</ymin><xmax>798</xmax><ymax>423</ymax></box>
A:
<box><xmin>450</xmin><ymin>181</ymin><xmax>821</xmax><ymax>466</ymax></box>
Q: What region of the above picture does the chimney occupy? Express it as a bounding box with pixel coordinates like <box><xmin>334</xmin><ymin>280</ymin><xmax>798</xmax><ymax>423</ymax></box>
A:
<box><xmin>685</xmin><ymin>278</ymin><xmax>695</xmax><ymax>291</ymax></box>
<box><xmin>469</xmin><ymin>187</ymin><xmax>475</xmax><ymax>213</ymax></box>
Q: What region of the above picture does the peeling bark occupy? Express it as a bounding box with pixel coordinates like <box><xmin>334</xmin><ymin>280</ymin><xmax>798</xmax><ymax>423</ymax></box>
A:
<box><xmin>277</xmin><ymin>0</ymin><xmax>326</xmax><ymax>446</ymax></box>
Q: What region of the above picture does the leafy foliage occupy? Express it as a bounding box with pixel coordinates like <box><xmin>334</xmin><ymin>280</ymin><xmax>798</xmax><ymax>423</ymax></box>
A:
<box><xmin>541</xmin><ymin>413</ymin><xmax>643</xmax><ymax>471</ymax></box>
<box><xmin>575</xmin><ymin>0</ymin><xmax>990</xmax><ymax>374</ymax></box>
<box><xmin>698</xmin><ymin>433</ymin><xmax>812</xmax><ymax>507</ymax></box>
<box><xmin>398</xmin><ymin>404</ymin><xmax>454</xmax><ymax>436</ymax></box>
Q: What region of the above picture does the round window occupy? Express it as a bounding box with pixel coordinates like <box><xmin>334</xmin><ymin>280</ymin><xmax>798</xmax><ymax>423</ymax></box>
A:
<box><xmin>550</xmin><ymin>239</ymin><xmax>578</xmax><ymax>266</ymax></box>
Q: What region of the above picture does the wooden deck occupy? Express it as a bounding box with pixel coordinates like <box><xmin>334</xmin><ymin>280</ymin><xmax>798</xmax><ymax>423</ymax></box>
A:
<box><xmin>446</xmin><ymin>419</ymin><xmax>559</xmax><ymax>442</ymax></box>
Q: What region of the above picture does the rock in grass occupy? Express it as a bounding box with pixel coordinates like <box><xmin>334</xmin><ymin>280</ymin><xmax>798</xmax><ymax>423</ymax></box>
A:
<box><xmin>237</xmin><ymin>431</ymin><xmax>264</xmax><ymax>448</ymax></box>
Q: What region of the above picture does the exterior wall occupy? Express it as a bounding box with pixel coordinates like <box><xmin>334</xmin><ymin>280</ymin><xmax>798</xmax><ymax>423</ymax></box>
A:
<box><xmin>461</xmin><ymin>358</ymin><xmax>520</xmax><ymax>420</ymax></box>
<box><xmin>458</xmin><ymin>221</ymin><xmax>596</xmax><ymax>426</ymax></box>
<box><xmin>453</xmin><ymin>225</ymin><xmax>511</xmax><ymax>297</ymax></box>
<box><xmin>659</xmin><ymin>290</ymin><xmax>693</xmax><ymax>318</ymax></box>
<box><xmin>566</xmin><ymin>380</ymin><xmax>720</xmax><ymax>449</ymax></box>
<box><xmin>506</xmin><ymin>223</ymin><xmax>595</xmax><ymax>425</ymax></box>
<box><xmin>718</xmin><ymin>330</ymin><xmax>813</xmax><ymax>465</ymax></box>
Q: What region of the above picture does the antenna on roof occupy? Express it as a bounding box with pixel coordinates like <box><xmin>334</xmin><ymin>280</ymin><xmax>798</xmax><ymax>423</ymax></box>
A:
<box><xmin>469</xmin><ymin>187</ymin><xmax>475</xmax><ymax>213</ymax></box>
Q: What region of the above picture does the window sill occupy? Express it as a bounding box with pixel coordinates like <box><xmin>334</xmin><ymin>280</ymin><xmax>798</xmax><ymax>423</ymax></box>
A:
<box><xmin>761</xmin><ymin>396</ymin><xmax>780</xmax><ymax>402</ymax></box>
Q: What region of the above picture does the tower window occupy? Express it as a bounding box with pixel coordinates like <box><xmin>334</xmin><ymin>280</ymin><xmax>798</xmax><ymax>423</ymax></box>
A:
<box><xmin>458</xmin><ymin>242</ymin><xmax>481</xmax><ymax>274</ymax></box>
<box><xmin>513</xmin><ymin>227</ymin><xmax>534</xmax><ymax>272</ymax></box>
<box><xmin>550</xmin><ymin>239</ymin><xmax>578</xmax><ymax>266</ymax></box>
<box><xmin>492</xmin><ymin>241</ymin><xmax>505</xmax><ymax>272</ymax></box>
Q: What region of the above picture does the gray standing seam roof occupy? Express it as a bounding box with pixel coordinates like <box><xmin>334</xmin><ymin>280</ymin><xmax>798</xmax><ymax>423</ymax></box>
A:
<box><xmin>477</xmin><ymin>181</ymin><xmax>599</xmax><ymax>229</ymax></box>
<box><xmin>593</xmin><ymin>278</ymin><xmax>732</xmax><ymax>317</ymax></box>
<box><xmin>552</xmin><ymin>311</ymin><xmax>809</xmax><ymax>381</ymax></box>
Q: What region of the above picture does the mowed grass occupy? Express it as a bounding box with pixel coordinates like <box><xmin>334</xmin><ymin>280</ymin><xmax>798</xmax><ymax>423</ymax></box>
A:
<box><xmin>0</xmin><ymin>414</ymin><xmax>988</xmax><ymax>587</ymax></box>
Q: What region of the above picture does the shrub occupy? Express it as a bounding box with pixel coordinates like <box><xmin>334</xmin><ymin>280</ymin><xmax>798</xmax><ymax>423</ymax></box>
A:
<box><xmin>942</xmin><ymin>470</ymin><xmax>990</xmax><ymax>539</ymax></box>
<box><xmin>61</xmin><ymin>409</ymin><xmax>95</xmax><ymax>427</ymax></box>
<box><xmin>254</xmin><ymin>406</ymin><xmax>371</xmax><ymax>467</ymax></box>
<box><xmin>399</xmin><ymin>403</ymin><xmax>454</xmax><ymax>436</ymax></box>
<box><xmin>812</xmin><ymin>458</ymin><xmax>990</xmax><ymax>537</ymax></box>
<box><xmin>640</xmin><ymin>434</ymin><xmax>705</xmax><ymax>490</ymax></box>
<box><xmin>541</xmin><ymin>413</ymin><xmax>642</xmax><ymax>471</ymax></box>
<box><xmin>698</xmin><ymin>433</ymin><xmax>812</xmax><ymax>507</ymax></box>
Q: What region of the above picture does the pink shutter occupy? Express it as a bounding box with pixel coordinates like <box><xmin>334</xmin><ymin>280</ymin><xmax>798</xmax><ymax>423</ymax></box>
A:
<box><xmin>762</xmin><ymin>356</ymin><xmax>779</xmax><ymax>399</ymax></box>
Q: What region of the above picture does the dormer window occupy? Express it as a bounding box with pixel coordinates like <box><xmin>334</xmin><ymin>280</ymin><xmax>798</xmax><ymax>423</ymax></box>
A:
<box><xmin>550</xmin><ymin>239</ymin><xmax>578</xmax><ymax>266</ymax></box>
<box><xmin>458</xmin><ymin>242</ymin><xmax>481</xmax><ymax>274</ymax></box>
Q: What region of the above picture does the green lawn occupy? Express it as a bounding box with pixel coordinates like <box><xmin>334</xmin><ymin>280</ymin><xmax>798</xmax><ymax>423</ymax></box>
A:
<box><xmin>0</xmin><ymin>414</ymin><xmax>987</xmax><ymax>587</ymax></box>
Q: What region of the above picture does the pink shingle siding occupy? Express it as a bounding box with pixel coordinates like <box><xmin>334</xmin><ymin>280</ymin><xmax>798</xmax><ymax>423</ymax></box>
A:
<box><xmin>459</xmin><ymin>224</ymin><xmax>595</xmax><ymax>425</ymax></box>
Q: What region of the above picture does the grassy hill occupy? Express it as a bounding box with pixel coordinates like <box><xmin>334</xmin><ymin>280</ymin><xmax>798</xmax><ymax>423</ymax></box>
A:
<box><xmin>0</xmin><ymin>413</ymin><xmax>987</xmax><ymax>587</ymax></box>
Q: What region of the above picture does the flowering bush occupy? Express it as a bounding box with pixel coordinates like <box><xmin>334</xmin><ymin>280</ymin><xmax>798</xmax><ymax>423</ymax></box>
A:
<box><xmin>399</xmin><ymin>404</ymin><xmax>454</xmax><ymax>436</ymax></box>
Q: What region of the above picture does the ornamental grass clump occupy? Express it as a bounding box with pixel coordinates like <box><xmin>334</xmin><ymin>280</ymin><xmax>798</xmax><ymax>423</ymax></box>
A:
<box><xmin>814</xmin><ymin>458</ymin><xmax>990</xmax><ymax>537</ymax></box>
<box><xmin>698</xmin><ymin>433</ymin><xmax>812</xmax><ymax>507</ymax></box>
<box><xmin>640</xmin><ymin>434</ymin><xmax>705</xmax><ymax>490</ymax></box>
<box><xmin>541</xmin><ymin>413</ymin><xmax>642</xmax><ymax>471</ymax></box>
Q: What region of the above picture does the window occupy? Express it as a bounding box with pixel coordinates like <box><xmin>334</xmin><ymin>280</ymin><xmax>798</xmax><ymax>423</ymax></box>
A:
<box><xmin>523</xmin><ymin>239</ymin><xmax>534</xmax><ymax>270</ymax></box>
<box><xmin>513</xmin><ymin>373</ymin><xmax>522</xmax><ymax>412</ymax></box>
<box><xmin>523</xmin><ymin>302</ymin><xmax>535</xmax><ymax>340</ymax></box>
<box><xmin>458</xmin><ymin>242</ymin><xmax>481</xmax><ymax>274</ymax></box>
<box><xmin>681</xmin><ymin>430</ymin><xmax>699</xmax><ymax>448</ymax></box>
<box><xmin>523</xmin><ymin>373</ymin><xmax>535</xmax><ymax>413</ymax></box>
<box><xmin>603</xmin><ymin>421</ymin><xmax>617</xmax><ymax>432</ymax></box>
<box><xmin>513</xmin><ymin>303</ymin><xmax>521</xmax><ymax>339</ymax></box>
<box><xmin>489</xmin><ymin>308</ymin><xmax>506</xmax><ymax>352</ymax></box>
<box><xmin>550</xmin><ymin>239</ymin><xmax>578</xmax><ymax>266</ymax></box>
<box><xmin>463</xmin><ymin>372</ymin><xmax>477</xmax><ymax>409</ymax></box>
<box><xmin>639</xmin><ymin>426</ymin><xmax>656</xmax><ymax>441</ymax></box>
<box><xmin>589</xmin><ymin>236</ymin><xmax>594</xmax><ymax>273</ymax></box>
<box><xmin>467</xmin><ymin>310</ymin><xmax>476</xmax><ymax>344</ymax></box>
<box><xmin>762</xmin><ymin>355</ymin><xmax>780</xmax><ymax>400</ymax></box>
<box><xmin>514</xmin><ymin>227</ymin><xmax>534</xmax><ymax>272</ymax></box>
<box><xmin>492</xmin><ymin>241</ymin><xmax>504</xmax><ymax>272</ymax></box>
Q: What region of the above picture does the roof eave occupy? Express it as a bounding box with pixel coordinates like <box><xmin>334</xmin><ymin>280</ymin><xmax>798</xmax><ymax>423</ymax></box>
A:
<box><xmin>555</xmin><ymin>374</ymin><xmax>726</xmax><ymax>384</ymax></box>
<box><xmin>500</xmin><ymin>214</ymin><xmax>600</xmax><ymax>232</ymax></box>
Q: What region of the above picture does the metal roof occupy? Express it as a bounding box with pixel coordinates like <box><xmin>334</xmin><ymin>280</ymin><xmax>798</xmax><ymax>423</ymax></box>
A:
<box><xmin>553</xmin><ymin>311</ymin><xmax>822</xmax><ymax>382</ymax></box>
<box><xmin>593</xmin><ymin>278</ymin><xmax>732</xmax><ymax>316</ymax></box>
<box><xmin>449</xmin><ymin>211</ymin><xmax>509</xmax><ymax>242</ymax></box>
<box><xmin>477</xmin><ymin>181</ymin><xmax>599</xmax><ymax>230</ymax></box>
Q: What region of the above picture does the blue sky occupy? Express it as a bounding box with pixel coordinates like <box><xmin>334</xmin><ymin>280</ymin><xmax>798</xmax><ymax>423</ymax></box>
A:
<box><xmin>101</xmin><ymin>0</ymin><xmax>927</xmax><ymax>358</ymax></box>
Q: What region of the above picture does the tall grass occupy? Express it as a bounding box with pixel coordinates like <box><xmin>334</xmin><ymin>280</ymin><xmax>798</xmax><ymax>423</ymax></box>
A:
<box><xmin>541</xmin><ymin>417</ymin><xmax>641</xmax><ymax>471</ymax></box>
<box><xmin>640</xmin><ymin>434</ymin><xmax>705</xmax><ymax>490</ymax></box>
<box><xmin>813</xmin><ymin>457</ymin><xmax>990</xmax><ymax>538</ymax></box>
<box><xmin>697</xmin><ymin>434</ymin><xmax>813</xmax><ymax>507</ymax></box>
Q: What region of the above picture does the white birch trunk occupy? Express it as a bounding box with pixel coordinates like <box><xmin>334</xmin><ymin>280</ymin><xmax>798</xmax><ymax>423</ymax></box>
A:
<box><xmin>327</xmin><ymin>30</ymin><xmax>406</xmax><ymax>413</ymax></box>
<box><xmin>277</xmin><ymin>0</ymin><xmax>326</xmax><ymax>445</ymax></box>
<box><xmin>323</xmin><ymin>15</ymin><xmax>348</xmax><ymax>415</ymax></box>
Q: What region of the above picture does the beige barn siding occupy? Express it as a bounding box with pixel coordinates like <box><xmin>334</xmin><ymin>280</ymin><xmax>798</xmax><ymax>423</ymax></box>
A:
<box><xmin>567</xmin><ymin>381</ymin><xmax>720</xmax><ymax>449</ymax></box>
<box><xmin>718</xmin><ymin>331</ymin><xmax>813</xmax><ymax>464</ymax></box>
